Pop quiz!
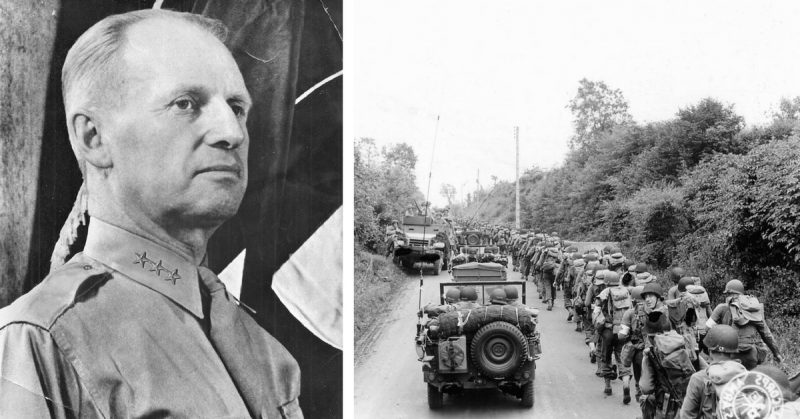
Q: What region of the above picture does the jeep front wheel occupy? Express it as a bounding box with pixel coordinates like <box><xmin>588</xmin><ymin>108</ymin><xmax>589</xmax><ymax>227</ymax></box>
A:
<box><xmin>470</xmin><ymin>321</ymin><xmax>528</xmax><ymax>379</ymax></box>
<box><xmin>427</xmin><ymin>384</ymin><xmax>443</xmax><ymax>409</ymax></box>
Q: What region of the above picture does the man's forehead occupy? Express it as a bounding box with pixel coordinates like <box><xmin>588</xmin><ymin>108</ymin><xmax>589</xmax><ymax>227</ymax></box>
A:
<box><xmin>118</xmin><ymin>18</ymin><xmax>247</xmax><ymax>96</ymax></box>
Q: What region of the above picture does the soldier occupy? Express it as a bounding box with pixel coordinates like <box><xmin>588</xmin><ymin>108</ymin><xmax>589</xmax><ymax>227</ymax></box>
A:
<box><xmin>587</xmin><ymin>269</ymin><xmax>608</xmax><ymax>376</ymax></box>
<box><xmin>596</xmin><ymin>271</ymin><xmax>633</xmax><ymax>400</ymax></box>
<box><xmin>564</xmin><ymin>254</ymin><xmax>585</xmax><ymax>323</ymax></box>
<box><xmin>455</xmin><ymin>287</ymin><xmax>481</xmax><ymax>310</ymax></box>
<box><xmin>666</xmin><ymin>277</ymin><xmax>711</xmax><ymax>367</ymax></box>
<box><xmin>423</xmin><ymin>288</ymin><xmax>461</xmax><ymax>318</ymax></box>
<box><xmin>0</xmin><ymin>9</ymin><xmax>302</xmax><ymax>417</ymax></box>
<box><xmin>680</xmin><ymin>324</ymin><xmax>747</xmax><ymax>419</ymax></box>
<box><xmin>639</xmin><ymin>311</ymin><xmax>695</xmax><ymax>419</ymax></box>
<box><xmin>706</xmin><ymin>279</ymin><xmax>782</xmax><ymax>369</ymax></box>
<box><xmin>634</xmin><ymin>263</ymin><xmax>656</xmax><ymax>286</ymax></box>
<box><xmin>618</xmin><ymin>283</ymin><xmax>670</xmax><ymax>401</ymax></box>
<box><xmin>577</xmin><ymin>263</ymin><xmax>601</xmax><ymax>361</ymax></box>
<box><xmin>540</xmin><ymin>248</ymin><xmax>561</xmax><ymax>311</ymax></box>
<box><xmin>488</xmin><ymin>288</ymin><xmax>508</xmax><ymax>306</ymax></box>
<box><xmin>666</xmin><ymin>267</ymin><xmax>686</xmax><ymax>300</ymax></box>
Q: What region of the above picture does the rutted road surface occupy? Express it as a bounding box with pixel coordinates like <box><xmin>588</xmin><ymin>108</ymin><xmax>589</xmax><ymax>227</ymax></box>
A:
<box><xmin>354</xmin><ymin>261</ymin><xmax>641</xmax><ymax>418</ymax></box>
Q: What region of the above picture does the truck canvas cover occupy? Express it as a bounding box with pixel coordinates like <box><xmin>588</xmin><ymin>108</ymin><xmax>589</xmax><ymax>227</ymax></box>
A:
<box><xmin>451</xmin><ymin>262</ymin><xmax>506</xmax><ymax>282</ymax></box>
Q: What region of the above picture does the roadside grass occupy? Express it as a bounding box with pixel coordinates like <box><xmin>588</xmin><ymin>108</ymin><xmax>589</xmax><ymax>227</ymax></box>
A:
<box><xmin>354</xmin><ymin>247</ymin><xmax>413</xmax><ymax>363</ymax></box>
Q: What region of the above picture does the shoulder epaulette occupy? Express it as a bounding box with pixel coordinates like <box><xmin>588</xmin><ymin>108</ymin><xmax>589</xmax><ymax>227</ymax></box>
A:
<box><xmin>0</xmin><ymin>254</ymin><xmax>110</xmax><ymax>330</ymax></box>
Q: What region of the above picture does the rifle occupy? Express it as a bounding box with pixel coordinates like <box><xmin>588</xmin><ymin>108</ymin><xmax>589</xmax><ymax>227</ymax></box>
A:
<box><xmin>644</xmin><ymin>339</ymin><xmax>681</xmax><ymax>419</ymax></box>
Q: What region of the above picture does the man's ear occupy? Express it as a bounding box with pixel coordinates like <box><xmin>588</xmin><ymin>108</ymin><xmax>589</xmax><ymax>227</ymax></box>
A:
<box><xmin>70</xmin><ymin>113</ymin><xmax>112</xmax><ymax>168</ymax></box>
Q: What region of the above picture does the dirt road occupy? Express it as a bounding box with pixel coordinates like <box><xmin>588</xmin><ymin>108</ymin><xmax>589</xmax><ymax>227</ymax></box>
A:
<box><xmin>354</xmin><ymin>261</ymin><xmax>642</xmax><ymax>418</ymax></box>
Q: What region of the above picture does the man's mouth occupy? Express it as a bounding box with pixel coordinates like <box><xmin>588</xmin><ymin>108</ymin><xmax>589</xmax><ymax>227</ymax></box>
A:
<box><xmin>196</xmin><ymin>164</ymin><xmax>242</xmax><ymax>178</ymax></box>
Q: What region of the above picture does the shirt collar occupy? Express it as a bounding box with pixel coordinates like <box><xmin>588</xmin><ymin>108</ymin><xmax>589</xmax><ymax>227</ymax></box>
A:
<box><xmin>83</xmin><ymin>218</ymin><xmax>204</xmax><ymax>319</ymax></box>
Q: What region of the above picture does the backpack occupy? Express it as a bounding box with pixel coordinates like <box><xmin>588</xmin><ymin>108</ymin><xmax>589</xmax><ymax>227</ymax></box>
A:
<box><xmin>605</xmin><ymin>287</ymin><xmax>632</xmax><ymax>333</ymax></box>
<box><xmin>729</xmin><ymin>295</ymin><xmax>764</xmax><ymax>325</ymax></box>
<box><xmin>647</xmin><ymin>331</ymin><xmax>695</xmax><ymax>403</ymax></box>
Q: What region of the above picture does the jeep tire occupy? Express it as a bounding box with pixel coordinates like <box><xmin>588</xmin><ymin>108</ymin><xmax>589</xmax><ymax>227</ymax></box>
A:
<box><xmin>466</xmin><ymin>233</ymin><xmax>481</xmax><ymax>246</ymax></box>
<box><xmin>470</xmin><ymin>321</ymin><xmax>528</xmax><ymax>379</ymax></box>
<box><xmin>521</xmin><ymin>361</ymin><xmax>535</xmax><ymax>407</ymax></box>
<box><xmin>427</xmin><ymin>384</ymin><xmax>443</xmax><ymax>409</ymax></box>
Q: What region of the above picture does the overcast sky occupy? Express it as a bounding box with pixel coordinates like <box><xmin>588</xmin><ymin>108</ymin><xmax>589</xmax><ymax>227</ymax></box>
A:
<box><xmin>353</xmin><ymin>1</ymin><xmax>800</xmax><ymax>206</ymax></box>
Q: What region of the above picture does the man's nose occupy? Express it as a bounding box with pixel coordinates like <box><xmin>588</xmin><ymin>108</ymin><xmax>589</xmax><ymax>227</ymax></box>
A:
<box><xmin>202</xmin><ymin>98</ymin><xmax>246</xmax><ymax>150</ymax></box>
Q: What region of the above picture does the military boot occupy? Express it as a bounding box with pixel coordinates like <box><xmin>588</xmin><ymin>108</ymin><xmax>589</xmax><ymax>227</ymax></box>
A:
<box><xmin>567</xmin><ymin>311</ymin><xmax>573</xmax><ymax>322</ymax></box>
<box><xmin>604</xmin><ymin>378</ymin><xmax>612</xmax><ymax>395</ymax></box>
<box><xmin>623</xmin><ymin>384</ymin><xmax>631</xmax><ymax>405</ymax></box>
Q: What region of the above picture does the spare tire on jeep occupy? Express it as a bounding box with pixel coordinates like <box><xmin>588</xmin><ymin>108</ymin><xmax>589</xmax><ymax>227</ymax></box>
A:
<box><xmin>470</xmin><ymin>321</ymin><xmax>529</xmax><ymax>379</ymax></box>
<box><xmin>466</xmin><ymin>232</ymin><xmax>481</xmax><ymax>246</ymax></box>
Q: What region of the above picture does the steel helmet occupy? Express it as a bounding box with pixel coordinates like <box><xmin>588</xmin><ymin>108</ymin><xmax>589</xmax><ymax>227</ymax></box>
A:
<box><xmin>678</xmin><ymin>277</ymin><xmax>695</xmax><ymax>293</ymax></box>
<box><xmin>595</xmin><ymin>269</ymin><xmax>607</xmax><ymax>280</ymax></box>
<box><xmin>635</xmin><ymin>263</ymin><xmax>648</xmax><ymax>273</ymax></box>
<box><xmin>630</xmin><ymin>286</ymin><xmax>645</xmax><ymax>301</ymax></box>
<box><xmin>605</xmin><ymin>271</ymin><xmax>621</xmax><ymax>286</ymax></box>
<box><xmin>669</xmin><ymin>267</ymin><xmax>686</xmax><ymax>284</ymax></box>
<box><xmin>445</xmin><ymin>288</ymin><xmax>461</xmax><ymax>304</ymax></box>
<box><xmin>460</xmin><ymin>286</ymin><xmax>478</xmax><ymax>302</ymax></box>
<box><xmin>573</xmin><ymin>258</ymin><xmax>586</xmax><ymax>267</ymax></box>
<box><xmin>503</xmin><ymin>285</ymin><xmax>519</xmax><ymax>301</ymax></box>
<box><xmin>585</xmin><ymin>261</ymin><xmax>602</xmax><ymax>274</ymax></box>
<box><xmin>703</xmin><ymin>325</ymin><xmax>739</xmax><ymax>354</ymax></box>
<box><xmin>572</xmin><ymin>252</ymin><xmax>582</xmax><ymax>260</ymax></box>
<box><xmin>489</xmin><ymin>288</ymin><xmax>507</xmax><ymax>304</ymax></box>
<box><xmin>584</xmin><ymin>253</ymin><xmax>599</xmax><ymax>262</ymax></box>
<box><xmin>641</xmin><ymin>283</ymin><xmax>663</xmax><ymax>299</ymax></box>
<box><xmin>724</xmin><ymin>279</ymin><xmax>745</xmax><ymax>295</ymax></box>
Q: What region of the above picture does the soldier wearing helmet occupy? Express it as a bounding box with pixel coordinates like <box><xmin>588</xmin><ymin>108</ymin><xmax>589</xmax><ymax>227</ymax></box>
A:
<box><xmin>595</xmin><ymin>271</ymin><xmax>634</xmax><ymax>401</ymax></box>
<box><xmin>665</xmin><ymin>266</ymin><xmax>686</xmax><ymax>300</ymax></box>
<box><xmin>664</xmin><ymin>277</ymin><xmax>709</xmax><ymax>369</ymax></box>
<box><xmin>455</xmin><ymin>286</ymin><xmax>481</xmax><ymax>310</ymax></box>
<box><xmin>633</xmin><ymin>263</ymin><xmax>656</xmax><ymax>286</ymax></box>
<box><xmin>488</xmin><ymin>288</ymin><xmax>508</xmax><ymax>306</ymax></box>
<box><xmin>706</xmin><ymin>279</ymin><xmax>782</xmax><ymax>369</ymax></box>
<box><xmin>680</xmin><ymin>325</ymin><xmax>748</xmax><ymax>418</ymax></box>
<box><xmin>617</xmin><ymin>283</ymin><xmax>669</xmax><ymax>401</ymax></box>
<box><xmin>422</xmin><ymin>288</ymin><xmax>460</xmax><ymax>318</ymax></box>
<box><xmin>586</xmin><ymin>269</ymin><xmax>609</xmax><ymax>376</ymax></box>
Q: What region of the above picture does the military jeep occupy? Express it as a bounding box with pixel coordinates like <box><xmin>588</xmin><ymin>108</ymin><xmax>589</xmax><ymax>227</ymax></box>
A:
<box><xmin>415</xmin><ymin>280</ymin><xmax>541</xmax><ymax>409</ymax></box>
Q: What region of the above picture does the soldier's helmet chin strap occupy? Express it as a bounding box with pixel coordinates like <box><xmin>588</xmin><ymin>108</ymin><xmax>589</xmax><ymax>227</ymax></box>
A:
<box><xmin>50</xmin><ymin>180</ymin><xmax>89</xmax><ymax>273</ymax></box>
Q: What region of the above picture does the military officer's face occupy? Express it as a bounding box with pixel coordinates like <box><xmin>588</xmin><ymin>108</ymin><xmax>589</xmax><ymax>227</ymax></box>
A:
<box><xmin>102</xmin><ymin>19</ymin><xmax>251</xmax><ymax>230</ymax></box>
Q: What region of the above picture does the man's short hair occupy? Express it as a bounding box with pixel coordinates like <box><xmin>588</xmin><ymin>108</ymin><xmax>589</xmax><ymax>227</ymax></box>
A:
<box><xmin>61</xmin><ymin>9</ymin><xmax>229</xmax><ymax>171</ymax></box>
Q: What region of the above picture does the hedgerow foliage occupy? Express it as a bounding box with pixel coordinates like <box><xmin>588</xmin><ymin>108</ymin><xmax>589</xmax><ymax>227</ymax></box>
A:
<box><xmin>463</xmin><ymin>83</ymin><xmax>800</xmax><ymax>317</ymax></box>
<box><xmin>354</xmin><ymin>138</ymin><xmax>424</xmax><ymax>252</ymax></box>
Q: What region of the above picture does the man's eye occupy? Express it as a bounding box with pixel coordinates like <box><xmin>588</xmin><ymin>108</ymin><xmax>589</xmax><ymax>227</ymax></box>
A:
<box><xmin>230</xmin><ymin>103</ymin><xmax>247</xmax><ymax>118</ymax></box>
<box><xmin>173</xmin><ymin>98</ymin><xmax>197</xmax><ymax>111</ymax></box>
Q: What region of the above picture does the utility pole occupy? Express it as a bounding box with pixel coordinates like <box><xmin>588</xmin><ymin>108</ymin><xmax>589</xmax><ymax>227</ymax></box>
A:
<box><xmin>515</xmin><ymin>126</ymin><xmax>520</xmax><ymax>229</ymax></box>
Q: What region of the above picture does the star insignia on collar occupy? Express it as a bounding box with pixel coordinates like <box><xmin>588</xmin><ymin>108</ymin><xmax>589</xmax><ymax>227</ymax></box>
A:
<box><xmin>150</xmin><ymin>260</ymin><xmax>166</xmax><ymax>276</ymax></box>
<box><xmin>166</xmin><ymin>269</ymin><xmax>181</xmax><ymax>285</ymax></box>
<box><xmin>134</xmin><ymin>252</ymin><xmax>151</xmax><ymax>267</ymax></box>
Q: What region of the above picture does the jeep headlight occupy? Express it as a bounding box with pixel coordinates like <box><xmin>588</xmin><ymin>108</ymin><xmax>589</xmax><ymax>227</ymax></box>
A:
<box><xmin>433</xmin><ymin>242</ymin><xmax>445</xmax><ymax>249</ymax></box>
<box><xmin>415</xmin><ymin>336</ymin><xmax>425</xmax><ymax>359</ymax></box>
<box><xmin>396</xmin><ymin>240</ymin><xmax>405</xmax><ymax>246</ymax></box>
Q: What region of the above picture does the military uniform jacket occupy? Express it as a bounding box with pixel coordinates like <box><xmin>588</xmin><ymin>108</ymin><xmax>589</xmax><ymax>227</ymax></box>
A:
<box><xmin>0</xmin><ymin>219</ymin><xmax>302</xmax><ymax>418</ymax></box>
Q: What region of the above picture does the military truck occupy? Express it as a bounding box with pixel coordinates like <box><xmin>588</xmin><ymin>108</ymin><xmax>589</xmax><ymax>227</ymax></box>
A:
<box><xmin>415</xmin><ymin>279</ymin><xmax>541</xmax><ymax>409</ymax></box>
<box><xmin>392</xmin><ymin>215</ymin><xmax>453</xmax><ymax>274</ymax></box>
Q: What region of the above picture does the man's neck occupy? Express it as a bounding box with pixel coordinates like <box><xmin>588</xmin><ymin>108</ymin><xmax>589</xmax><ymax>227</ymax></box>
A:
<box><xmin>89</xmin><ymin>201</ymin><xmax>211</xmax><ymax>265</ymax></box>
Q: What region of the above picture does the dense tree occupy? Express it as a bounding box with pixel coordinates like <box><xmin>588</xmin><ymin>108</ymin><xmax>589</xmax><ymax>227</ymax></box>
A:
<box><xmin>354</xmin><ymin>139</ymin><xmax>424</xmax><ymax>251</ymax></box>
<box><xmin>567</xmin><ymin>78</ymin><xmax>633</xmax><ymax>152</ymax></box>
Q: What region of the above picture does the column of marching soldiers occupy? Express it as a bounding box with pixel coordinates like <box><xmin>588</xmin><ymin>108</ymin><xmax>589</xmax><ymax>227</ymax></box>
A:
<box><xmin>502</xmin><ymin>230</ymin><xmax>798</xmax><ymax>419</ymax></box>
